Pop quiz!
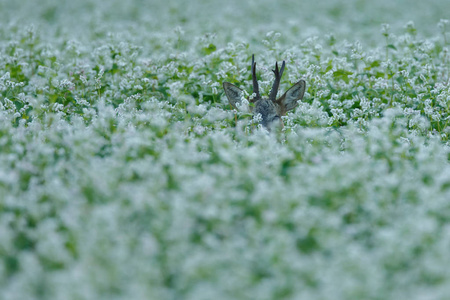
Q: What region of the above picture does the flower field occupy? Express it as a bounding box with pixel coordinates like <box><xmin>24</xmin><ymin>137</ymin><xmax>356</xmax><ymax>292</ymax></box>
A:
<box><xmin>2</xmin><ymin>0</ymin><xmax>450</xmax><ymax>299</ymax></box>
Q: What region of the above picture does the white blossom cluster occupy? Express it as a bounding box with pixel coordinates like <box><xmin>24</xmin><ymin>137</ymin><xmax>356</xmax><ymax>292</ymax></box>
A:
<box><xmin>2</xmin><ymin>0</ymin><xmax>450</xmax><ymax>299</ymax></box>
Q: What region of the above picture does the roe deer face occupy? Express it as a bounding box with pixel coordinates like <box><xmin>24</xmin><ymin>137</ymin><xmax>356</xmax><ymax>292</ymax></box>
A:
<box><xmin>223</xmin><ymin>55</ymin><xmax>306</xmax><ymax>130</ymax></box>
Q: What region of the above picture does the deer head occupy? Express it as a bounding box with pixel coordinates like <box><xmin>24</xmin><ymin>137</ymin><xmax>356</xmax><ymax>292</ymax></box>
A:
<box><xmin>223</xmin><ymin>55</ymin><xmax>306</xmax><ymax>130</ymax></box>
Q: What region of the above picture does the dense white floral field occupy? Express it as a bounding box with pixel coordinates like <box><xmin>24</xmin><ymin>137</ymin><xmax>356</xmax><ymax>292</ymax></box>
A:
<box><xmin>2</xmin><ymin>0</ymin><xmax>450</xmax><ymax>299</ymax></box>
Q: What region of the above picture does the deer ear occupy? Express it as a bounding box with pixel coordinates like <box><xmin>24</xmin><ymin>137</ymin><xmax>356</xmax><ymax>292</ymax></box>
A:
<box><xmin>278</xmin><ymin>80</ymin><xmax>306</xmax><ymax>111</ymax></box>
<box><xmin>223</xmin><ymin>82</ymin><xmax>244</xmax><ymax>109</ymax></box>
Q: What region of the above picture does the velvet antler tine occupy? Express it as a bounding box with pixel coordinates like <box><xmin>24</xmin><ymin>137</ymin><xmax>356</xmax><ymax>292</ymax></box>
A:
<box><xmin>251</xmin><ymin>54</ymin><xmax>260</xmax><ymax>101</ymax></box>
<box><xmin>269</xmin><ymin>60</ymin><xmax>285</xmax><ymax>101</ymax></box>
<box><xmin>279</xmin><ymin>60</ymin><xmax>285</xmax><ymax>80</ymax></box>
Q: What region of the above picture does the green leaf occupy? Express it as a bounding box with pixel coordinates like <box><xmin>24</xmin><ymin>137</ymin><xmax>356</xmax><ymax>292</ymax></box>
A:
<box><xmin>387</xmin><ymin>44</ymin><xmax>397</xmax><ymax>50</ymax></box>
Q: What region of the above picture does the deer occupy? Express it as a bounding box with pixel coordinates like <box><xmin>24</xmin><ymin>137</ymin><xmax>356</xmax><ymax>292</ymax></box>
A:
<box><xmin>223</xmin><ymin>55</ymin><xmax>306</xmax><ymax>130</ymax></box>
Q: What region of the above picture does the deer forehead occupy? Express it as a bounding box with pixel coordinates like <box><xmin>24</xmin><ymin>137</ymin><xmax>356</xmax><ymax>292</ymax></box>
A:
<box><xmin>254</xmin><ymin>98</ymin><xmax>283</xmax><ymax>116</ymax></box>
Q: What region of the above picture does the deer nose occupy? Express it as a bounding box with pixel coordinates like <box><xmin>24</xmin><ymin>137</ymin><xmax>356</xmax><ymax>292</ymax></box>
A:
<box><xmin>272</xmin><ymin>116</ymin><xmax>281</xmax><ymax>122</ymax></box>
<box><xmin>261</xmin><ymin>116</ymin><xmax>282</xmax><ymax>130</ymax></box>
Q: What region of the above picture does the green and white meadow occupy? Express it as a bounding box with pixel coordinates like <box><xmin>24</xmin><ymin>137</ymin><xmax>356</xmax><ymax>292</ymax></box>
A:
<box><xmin>2</xmin><ymin>0</ymin><xmax>450</xmax><ymax>299</ymax></box>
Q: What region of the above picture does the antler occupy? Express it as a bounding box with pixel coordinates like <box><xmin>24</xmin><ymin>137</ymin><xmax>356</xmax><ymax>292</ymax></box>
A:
<box><xmin>269</xmin><ymin>60</ymin><xmax>285</xmax><ymax>101</ymax></box>
<box><xmin>251</xmin><ymin>54</ymin><xmax>261</xmax><ymax>101</ymax></box>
